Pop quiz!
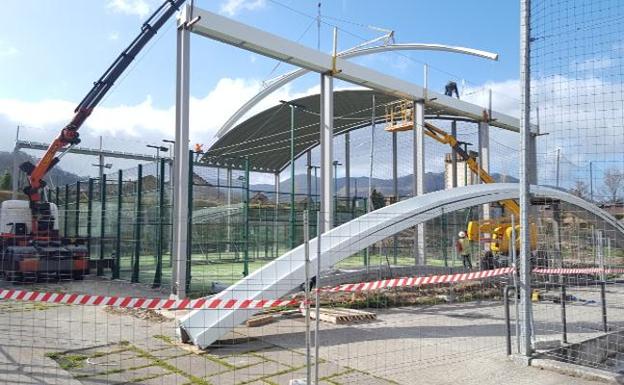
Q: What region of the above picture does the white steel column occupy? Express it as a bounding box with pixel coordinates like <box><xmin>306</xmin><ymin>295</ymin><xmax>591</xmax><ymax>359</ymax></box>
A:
<box><xmin>344</xmin><ymin>132</ymin><xmax>351</xmax><ymax>206</ymax></box>
<box><xmin>392</xmin><ymin>132</ymin><xmax>398</xmax><ymax>200</ymax></box>
<box><xmin>226</xmin><ymin>167</ymin><xmax>232</xmax><ymax>252</ymax></box>
<box><xmin>413</xmin><ymin>101</ymin><xmax>425</xmax><ymax>265</ymax></box>
<box><xmin>478</xmin><ymin>120</ymin><xmax>491</xmax><ymax>220</ymax></box>
<box><xmin>450</xmin><ymin>121</ymin><xmax>458</xmax><ymax>188</ymax></box>
<box><xmin>319</xmin><ymin>74</ymin><xmax>334</xmax><ymax>234</ymax></box>
<box><xmin>172</xmin><ymin>5</ymin><xmax>191</xmax><ymax>299</ymax></box>
<box><xmin>306</xmin><ymin>151</ymin><xmax>312</xmax><ymax>204</ymax></box>
<box><xmin>274</xmin><ymin>173</ymin><xmax>280</xmax><ymax>256</ymax></box>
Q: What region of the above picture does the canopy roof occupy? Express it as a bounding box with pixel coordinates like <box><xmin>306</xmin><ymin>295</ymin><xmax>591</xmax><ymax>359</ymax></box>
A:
<box><xmin>203</xmin><ymin>89</ymin><xmax>519</xmax><ymax>173</ymax></box>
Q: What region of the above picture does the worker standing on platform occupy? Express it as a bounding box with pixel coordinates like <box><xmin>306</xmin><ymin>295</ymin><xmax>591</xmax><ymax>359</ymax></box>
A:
<box><xmin>445</xmin><ymin>81</ymin><xmax>460</xmax><ymax>99</ymax></box>
<box><xmin>456</xmin><ymin>231</ymin><xmax>472</xmax><ymax>269</ymax></box>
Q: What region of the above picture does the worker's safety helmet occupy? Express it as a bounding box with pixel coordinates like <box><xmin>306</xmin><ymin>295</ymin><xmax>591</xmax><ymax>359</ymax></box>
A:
<box><xmin>458</xmin><ymin>231</ymin><xmax>466</xmax><ymax>238</ymax></box>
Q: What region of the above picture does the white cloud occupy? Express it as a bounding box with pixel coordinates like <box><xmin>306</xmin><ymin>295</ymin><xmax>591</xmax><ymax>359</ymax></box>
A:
<box><xmin>107</xmin><ymin>0</ymin><xmax>152</xmax><ymax>18</ymax></box>
<box><xmin>220</xmin><ymin>0</ymin><xmax>266</xmax><ymax>16</ymax></box>
<box><xmin>0</xmin><ymin>77</ymin><xmax>314</xmax><ymax>152</ymax></box>
<box><xmin>572</xmin><ymin>57</ymin><xmax>613</xmax><ymax>72</ymax></box>
<box><xmin>0</xmin><ymin>40</ymin><xmax>18</xmax><ymax>57</ymax></box>
<box><xmin>462</xmin><ymin>79</ymin><xmax>520</xmax><ymax>118</ymax></box>
<box><xmin>108</xmin><ymin>32</ymin><xmax>120</xmax><ymax>41</ymax></box>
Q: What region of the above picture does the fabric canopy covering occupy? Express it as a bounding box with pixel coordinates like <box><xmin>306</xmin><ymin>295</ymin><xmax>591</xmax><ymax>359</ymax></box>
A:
<box><xmin>202</xmin><ymin>89</ymin><xmax>515</xmax><ymax>173</ymax></box>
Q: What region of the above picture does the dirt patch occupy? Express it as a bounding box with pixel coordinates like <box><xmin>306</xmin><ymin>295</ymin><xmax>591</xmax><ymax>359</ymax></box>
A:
<box><xmin>291</xmin><ymin>280</ymin><xmax>503</xmax><ymax>309</ymax></box>
<box><xmin>103</xmin><ymin>306</ymin><xmax>171</xmax><ymax>323</ymax></box>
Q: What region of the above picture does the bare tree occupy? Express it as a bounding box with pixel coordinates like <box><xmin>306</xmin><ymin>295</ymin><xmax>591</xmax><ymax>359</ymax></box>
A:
<box><xmin>570</xmin><ymin>180</ymin><xmax>589</xmax><ymax>199</ymax></box>
<box><xmin>602</xmin><ymin>168</ymin><xmax>624</xmax><ymax>203</ymax></box>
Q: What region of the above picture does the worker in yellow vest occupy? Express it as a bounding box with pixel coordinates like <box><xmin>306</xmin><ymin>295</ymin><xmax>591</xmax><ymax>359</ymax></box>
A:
<box><xmin>456</xmin><ymin>231</ymin><xmax>472</xmax><ymax>269</ymax></box>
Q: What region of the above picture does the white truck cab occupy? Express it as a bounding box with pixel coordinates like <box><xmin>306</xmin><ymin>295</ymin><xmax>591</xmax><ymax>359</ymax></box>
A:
<box><xmin>0</xmin><ymin>200</ymin><xmax>59</xmax><ymax>235</ymax></box>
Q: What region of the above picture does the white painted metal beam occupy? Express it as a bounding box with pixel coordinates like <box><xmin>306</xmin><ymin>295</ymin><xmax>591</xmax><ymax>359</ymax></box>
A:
<box><xmin>217</xmin><ymin>43</ymin><xmax>500</xmax><ymax>138</ymax></box>
<box><xmin>413</xmin><ymin>101</ymin><xmax>426</xmax><ymax>264</ymax></box>
<box><xmin>15</xmin><ymin>140</ymin><xmax>168</xmax><ymax>162</ymax></box>
<box><xmin>478</xmin><ymin>121</ymin><xmax>491</xmax><ymax>220</ymax></box>
<box><xmin>319</xmin><ymin>74</ymin><xmax>334</xmax><ymax>233</ymax></box>
<box><xmin>178</xmin><ymin>183</ymin><xmax>624</xmax><ymax>348</ymax></box>
<box><xmin>188</xmin><ymin>7</ymin><xmax>520</xmax><ymax>133</ymax></box>
<box><xmin>172</xmin><ymin>4</ymin><xmax>191</xmax><ymax>299</ymax></box>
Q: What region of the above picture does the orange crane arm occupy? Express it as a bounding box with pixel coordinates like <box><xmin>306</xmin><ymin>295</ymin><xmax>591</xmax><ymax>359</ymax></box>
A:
<box><xmin>20</xmin><ymin>0</ymin><xmax>187</xmax><ymax>205</ymax></box>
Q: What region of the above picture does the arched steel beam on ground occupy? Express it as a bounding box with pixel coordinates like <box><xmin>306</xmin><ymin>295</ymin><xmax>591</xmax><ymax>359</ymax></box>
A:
<box><xmin>178</xmin><ymin>183</ymin><xmax>624</xmax><ymax>348</ymax></box>
<box><xmin>216</xmin><ymin>43</ymin><xmax>498</xmax><ymax>139</ymax></box>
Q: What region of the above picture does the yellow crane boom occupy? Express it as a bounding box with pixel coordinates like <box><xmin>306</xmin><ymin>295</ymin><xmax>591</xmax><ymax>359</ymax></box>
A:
<box><xmin>422</xmin><ymin>122</ymin><xmax>520</xmax><ymax>216</ymax></box>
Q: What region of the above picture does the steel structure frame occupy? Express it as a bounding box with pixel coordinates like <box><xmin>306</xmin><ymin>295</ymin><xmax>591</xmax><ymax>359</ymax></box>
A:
<box><xmin>173</xmin><ymin>4</ymin><xmax>527</xmax><ymax>298</ymax></box>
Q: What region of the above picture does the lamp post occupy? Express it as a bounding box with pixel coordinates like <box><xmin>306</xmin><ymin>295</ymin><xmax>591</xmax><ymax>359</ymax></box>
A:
<box><xmin>146</xmin><ymin>144</ymin><xmax>169</xmax><ymax>160</ymax></box>
<box><xmin>147</xmin><ymin>144</ymin><xmax>169</xmax><ymax>188</ymax></box>
<box><xmin>280</xmin><ymin>100</ymin><xmax>306</xmax><ymax>249</ymax></box>
<box><xmin>162</xmin><ymin>139</ymin><xmax>175</xmax><ymax>156</ymax></box>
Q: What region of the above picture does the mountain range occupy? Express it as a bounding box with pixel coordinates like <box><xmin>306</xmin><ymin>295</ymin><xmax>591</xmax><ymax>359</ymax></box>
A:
<box><xmin>0</xmin><ymin>151</ymin><xmax>83</xmax><ymax>190</ymax></box>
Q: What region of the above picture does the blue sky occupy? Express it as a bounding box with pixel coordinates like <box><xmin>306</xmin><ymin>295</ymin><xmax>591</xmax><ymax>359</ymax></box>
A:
<box><xmin>0</xmin><ymin>0</ymin><xmax>521</xmax><ymax>176</ymax></box>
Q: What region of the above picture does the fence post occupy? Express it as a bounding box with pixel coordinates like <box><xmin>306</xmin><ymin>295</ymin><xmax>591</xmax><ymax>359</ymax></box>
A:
<box><xmin>64</xmin><ymin>184</ymin><xmax>69</xmax><ymax>237</ymax></box>
<box><xmin>303</xmin><ymin>210</ymin><xmax>311</xmax><ymax>383</ymax></box>
<box><xmin>561</xmin><ymin>284</ymin><xmax>568</xmax><ymax>344</ymax></box>
<box><xmin>97</xmin><ymin>174</ymin><xmax>107</xmax><ymax>276</ymax></box>
<box><xmin>185</xmin><ymin>151</ymin><xmax>193</xmax><ymax>292</ymax></box>
<box><xmin>153</xmin><ymin>159</ymin><xmax>165</xmax><ymax>288</ymax></box>
<box><xmin>113</xmin><ymin>170</ymin><xmax>122</xmax><ymax>280</ymax></box>
<box><xmin>519</xmin><ymin>0</ymin><xmax>534</xmax><ymax>358</ymax></box>
<box><xmin>87</xmin><ymin>178</ymin><xmax>94</xmax><ymax>259</ymax></box>
<box><xmin>504</xmin><ymin>286</ymin><xmax>512</xmax><ymax>355</ymax></box>
<box><xmin>243</xmin><ymin>157</ymin><xmax>250</xmax><ymax>277</ymax></box>
<box><xmin>75</xmin><ymin>181</ymin><xmax>81</xmax><ymax>237</ymax></box>
<box><xmin>597</xmin><ymin>230</ymin><xmax>608</xmax><ymax>333</ymax></box>
<box><xmin>601</xmin><ymin>281</ymin><xmax>608</xmax><ymax>332</ymax></box>
<box><xmin>132</xmin><ymin>165</ymin><xmax>143</xmax><ymax>283</ymax></box>
<box><xmin>441</xmin><ymin>208</ymin><xmax>448</xmax><ymax>267</ymax></box>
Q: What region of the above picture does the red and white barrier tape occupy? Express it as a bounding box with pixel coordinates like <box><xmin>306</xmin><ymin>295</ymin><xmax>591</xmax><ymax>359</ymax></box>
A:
<box><xmin>0</xmin><ymin>289</ymin><xmax>297</xmax><ymax>310</ymax></box>
<box><xmin>532</xmin><ymin>268</ymin><xmax>624</xmax><ymax>275</ymax></box>
<box><xmin>320</xmin><ymin>267</ymin><xmax>514</xmax><ymax>293</ymax></box>
<box><xmin>1</xmin><ymin>266</ymin><xmax>623</xmax><ymax>310</ymax></box>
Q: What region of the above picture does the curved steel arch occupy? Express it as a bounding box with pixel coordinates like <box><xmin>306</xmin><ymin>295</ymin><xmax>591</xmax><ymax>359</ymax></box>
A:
<box><xmin>180</xmin><ymin>183</ymin><xmax>621</xmax><ymax>348</ymax></box>
<box><xmin>216</xmin><ymin>43</ymin><xmax>498</xmax><ymax>138</ymax></box>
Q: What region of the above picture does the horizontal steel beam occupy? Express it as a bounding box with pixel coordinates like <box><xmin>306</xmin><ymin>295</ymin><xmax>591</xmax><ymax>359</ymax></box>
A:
<box><xmin>189</xmin><ymin>7</ymin><xmax>521</xmax><ymax>133</ymax></box>
<box><xmin>15</xmin><ymin>140</ymin><xmax>169</xmax><ymax>162</ymax></box>
<box><xmin>217</xmin><ymin>43</ymin><xmax>499</xmax><ymax>138</ymax></box>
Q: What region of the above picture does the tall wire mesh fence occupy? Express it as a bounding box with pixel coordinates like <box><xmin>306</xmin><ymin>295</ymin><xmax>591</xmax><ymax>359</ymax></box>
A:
<box><xmin>527</xmin><ymin>0</ymin><xmax>624</xmax><ymax>373</ymax></box>
<box><xmin>9</xmin><ymin>1</ymin><xmax>624</xmax><ymax>382</ymax></box>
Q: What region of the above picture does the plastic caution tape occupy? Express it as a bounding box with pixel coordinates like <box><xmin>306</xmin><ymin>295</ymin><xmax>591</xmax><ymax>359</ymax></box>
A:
<box><xmin>532</xmin><ymin>268</ymin><xmax>624</xmax><ymax>275</ymax></box>
<box><xmin>320</xmin><ymin>267</ymin><xmax>514</xmax><ymax>293</ymax></box>
<box><xmin>0</xmin><ymin>289</ymin><xmax>298</xmax><ymax>310</ymax></box>
<box><xmin>1</xmin><ymin>266</ymin><xmax>622</xmax><ymax>310</ymax></box>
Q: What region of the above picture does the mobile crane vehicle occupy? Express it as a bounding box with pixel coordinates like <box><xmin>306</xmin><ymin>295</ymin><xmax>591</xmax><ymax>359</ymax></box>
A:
<box><xmin>0</xmin><ymin>0</ymin><xmax>187</xmax><ymax>282</ymax></box>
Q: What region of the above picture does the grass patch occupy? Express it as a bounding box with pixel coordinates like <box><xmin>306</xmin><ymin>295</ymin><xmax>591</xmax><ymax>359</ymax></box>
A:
<box><xmin>203</xmin><ymin>354</ymin><xmax>237</xmax><ymax>370</ymax></box>
<box><xmin>45</xmin><ymin>353</ymin><xmax>89</xmax><ymax>370</ymax></box>
<box><xmin>153</xmin><ymin>334</ymin><xmax>175</xmax><ymax>344</ymax></box>
<box><xmin>126</xmin><ymin>345</ymin><xmax>212</xmax><ymax>385</ymax></box>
